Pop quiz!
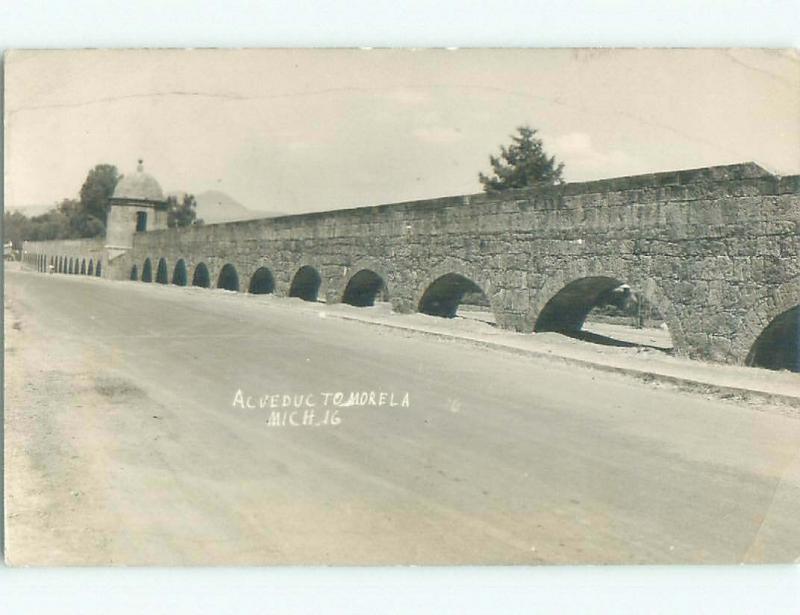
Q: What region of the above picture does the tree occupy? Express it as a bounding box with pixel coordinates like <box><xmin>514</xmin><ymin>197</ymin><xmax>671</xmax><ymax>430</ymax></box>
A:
<box><xmin>7</xmin><ymin>163</ymin><xmax>119</xmax><ymax>245</ymax></box>
<box><xmin>167</xmin><ymin>194</ymin><xmax>203</xmax><ymax>228</ymax></box>
<box><xmin>79</xmin><ymin>164</ymin><xmax>120</xmax><ymax>226</ymax></box>
<box><xmin>479</xmin><ymin>125</ymin><xmax>564</xmax><ymax>192</ymax></box>
<box><xmin>31</xmin><ymin>204</ymin><xmax>73</xmax><ymax>240</ymax></box>
<box><xmin>3</xmin><ymin>211</ymin><xmax>30</xmax><ymax>249</ymax></box>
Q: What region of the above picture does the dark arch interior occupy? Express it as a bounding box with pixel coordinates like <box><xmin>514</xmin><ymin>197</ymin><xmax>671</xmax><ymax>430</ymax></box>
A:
<box><xmin>746</xmin><ymin>306</ymin><xmax>799</xmax><ymax>372</ymax></box>
<box><xmin>192</xmin><ymin>263</ymin><xmax>211</xmax><ymax>288</ymax></box>
<box><xmin>68</xmin><ymin>258</ymin><xmax>74</xmax><ymax>274</ymax></box>
<box><xmin>217</xmin><ymin>264</ymin><xmax>240</xmax><ymax>291</ymax></box>
<box><xmin>289</xmin><ymin>266</ymin><xmax>321</xmax><ymax>302</ymax></box>
<box><xmin>142</xmin><ymin>259</ymin><xmax>153</xmax><ymax>282</ymax></box>
<box><xmin>96</xmin><ymin>261</ymin><xmax>102</xmax><ymax>277</ymax></box>
<box><xmin>172</xmin><ymin>259</ymin><xmax>188</xmax><ymax>286</ymax></box>
<box><xmin>535</xmin><ymin>277</ymin><xmax>623</xmax><ymax>333</ymax></box>
<box><xmin>248</xmin><ymin>267</ymin><xmax>275</xmax><ymax>294</ymax></box>
<box><xmin>130</xmin><ymin>264</ymin><xmax>138</xmax><ymax>280</ymax></box>
<box><xmin>80</xmin><ymin>259</ymin><xmax>86</xmax><ymax>274</ymax></box>
<box><xmin>88</xmin><ymin>260</ymin><xmax>94</xmax><ymax>275</ymax></box>
<box><xmin>418</xmin><ymin>273</ymin><xmax>489</xmax><ymax>319</ymax></box>
<box><xmin>535</xmin><ymin>276</ymin><xmax>672</xmax><ymax>351</ymax></box>
<box><xmin>156</xmin><ymin>258</ymin><xmax>169</xmax><ymax>284</ymax></box>
<box><xmin>342</xmin><ymin>269</ymin><xmax>387</xmax><ymax>307</ymax></box>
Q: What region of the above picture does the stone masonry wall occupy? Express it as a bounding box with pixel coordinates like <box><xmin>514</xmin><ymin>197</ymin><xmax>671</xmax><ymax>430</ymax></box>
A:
<box><xmin>22</xmin><ymin>238</ymin><xmax>105</xmax><ymax>275</ymax></box>
<box><xmin>23</xmin><ymin>163</ymin><xmax>800</xmax><ymax>364</ymax></box>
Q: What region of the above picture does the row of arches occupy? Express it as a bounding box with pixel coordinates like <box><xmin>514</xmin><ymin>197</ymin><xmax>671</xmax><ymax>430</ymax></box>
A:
<box><xmin>131</xmin><ymin>258</ymin><xmax>327</xmax><ymax>301</ymax></box>
<box><xmin>128</xmin><ymin>259</ymin><xmax>659</xmax><ymax>335</ymax></box>
<box><xmin>128</xmin><ymin>257</ymin><xmax>798</xmax><ymax>373</ymax></box>
<box><xmin>131</xmin><ymin>258</ymin><xmax>394</xmax><ymax>310</ymax></box>
<box><xmin>27</xmin><ymin>253</ymin><xmax>102</xmax><ymax>277</ymax></box>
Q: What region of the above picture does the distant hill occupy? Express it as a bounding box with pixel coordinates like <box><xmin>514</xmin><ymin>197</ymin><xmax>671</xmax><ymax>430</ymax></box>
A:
<box><xmin>169</xmin><ymin>190</ymin><xmax>287</xmax><ymax>224</ymax></box>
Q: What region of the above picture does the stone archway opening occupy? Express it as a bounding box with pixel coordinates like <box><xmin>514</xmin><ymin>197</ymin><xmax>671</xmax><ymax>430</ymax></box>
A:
<box><xmin>418</xmin><ymin>273</ymin><xmax>494</xmax><ymax>324</ymax></box>
<box><xmin>156</xmin><ymin>257</ymin><xmax>169</xmax><ymax>284</ymax></box>
<box><xmin>535</xmin><ymin>276</ymin><xmax>672</xmax><ymax>351</ymax></box>
<box><xmin>142</xmin><ymin>258</ymin><xmax>153</xmax><ymax>282</ymax></box>
<box><xmin>130</xmin><ymin>264</ymin><xmax>138</xmax><ymax>280</ymax></box>
<box><xmin>96</xmin><ymin>261</ymin><xmax>102</xmax><ymax>277</ymax></box>
<box><xmin>172</xmin><ymin>259</ymin><xmax>188</xmax><ymax>286</ymax></box>
<box><xmin>88</xmin><ymin>260</ymin><xmax>94</xmax><ymax>275</ymax></box>
<box><xmin>342</xmin><ymin>269</ymin><xmax>388</xmax><ymax>307</ymax></box>
<box><xmin>80</xmin><ymin>259</ymin><xmax>86</xmax><ymax>275</ymax></box>
<box><xmin>192</xmin><ymin>262</ymin><xmax>211</xmax><ymax>288</ymax></box>
<box><xmin>746</xmin><ymin>305</ymin><xmax>799</xmax><ymax>372</ymax></box>
<box><xmin>248</xmin><ymin>267</ymin><xmax>275</xmax><ymax>294</ymax></box>
<box><xmin>289</xmin><ymin>266</ymin><xmax>321</xmax><ymax>302</ymax></box>
<box><xmin>217</xmin><ymin>264</ymin><xmax>240</xmax><ymax>292</ymax></box>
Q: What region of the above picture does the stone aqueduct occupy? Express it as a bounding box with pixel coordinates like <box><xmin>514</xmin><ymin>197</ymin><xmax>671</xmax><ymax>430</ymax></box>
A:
<box><xmin>22</xmin><ymin>162</ymin><xmax>800</xmax><ymax>371</ymax></box>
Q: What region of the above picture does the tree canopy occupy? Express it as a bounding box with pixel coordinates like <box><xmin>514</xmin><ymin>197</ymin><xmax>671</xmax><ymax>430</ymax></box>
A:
<box><xmin>479</xmin><ymin>125</ymin><xmax>564</xmax><ymax>192</ymax></box>
<box><xmin>167</xmin><ymin>194</ymin><xmax>203</xmax><ymax>228</ymax></box>
<box><xmin>4</xmin><ymin>164</ymin><xmax>120</xmax><ymax>247</ymax></box>
<box><xmin>79</xmin><ymin>164</ymin><xmax>120</xmax><ymax>224</ymax></box>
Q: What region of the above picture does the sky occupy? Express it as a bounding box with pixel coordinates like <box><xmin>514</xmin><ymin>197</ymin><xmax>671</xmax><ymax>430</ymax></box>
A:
<box><xmin>5</xmin><ymin>48</ymin><xmax>799</xmax><ymax>215</ymax></box>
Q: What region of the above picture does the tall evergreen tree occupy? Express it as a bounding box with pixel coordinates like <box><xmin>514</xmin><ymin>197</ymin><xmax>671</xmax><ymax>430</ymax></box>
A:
<box><xmin>479</xmin><ymin>126</ymin><xmax>564</xmax><ymax>192</ymax></box>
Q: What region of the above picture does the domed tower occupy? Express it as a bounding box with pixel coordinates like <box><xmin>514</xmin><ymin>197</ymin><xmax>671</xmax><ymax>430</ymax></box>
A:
<box><xmin>105</xmin><ymin>160</ymin><xmax>168</xmax><ymax>260</ymax></box>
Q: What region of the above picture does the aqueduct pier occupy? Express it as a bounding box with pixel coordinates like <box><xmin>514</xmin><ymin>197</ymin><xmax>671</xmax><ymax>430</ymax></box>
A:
<box><xmin>22</xmin><ymin>162</ymin><xmax>800</xmax><ymax>370</ymax></box>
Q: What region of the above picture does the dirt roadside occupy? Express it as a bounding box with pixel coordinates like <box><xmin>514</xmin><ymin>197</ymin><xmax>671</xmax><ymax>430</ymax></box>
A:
<box><xmin>4</xmin><ymin>282</ymin><xmax>181</xmax><ymax>564</ymax></box>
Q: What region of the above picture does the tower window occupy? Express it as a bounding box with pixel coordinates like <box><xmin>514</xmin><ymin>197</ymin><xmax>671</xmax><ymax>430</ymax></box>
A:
<box><xmin>136</xmin><ymin>211</ymin><xmax>148</xmax><ymax>232</ymax></box>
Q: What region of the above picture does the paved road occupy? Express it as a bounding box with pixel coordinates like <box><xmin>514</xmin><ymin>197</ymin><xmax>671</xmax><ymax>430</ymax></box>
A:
<box><xmin>5</xmin><ymin>268</ymin><xmax>800</xmax><ymax>565</ymax></box>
